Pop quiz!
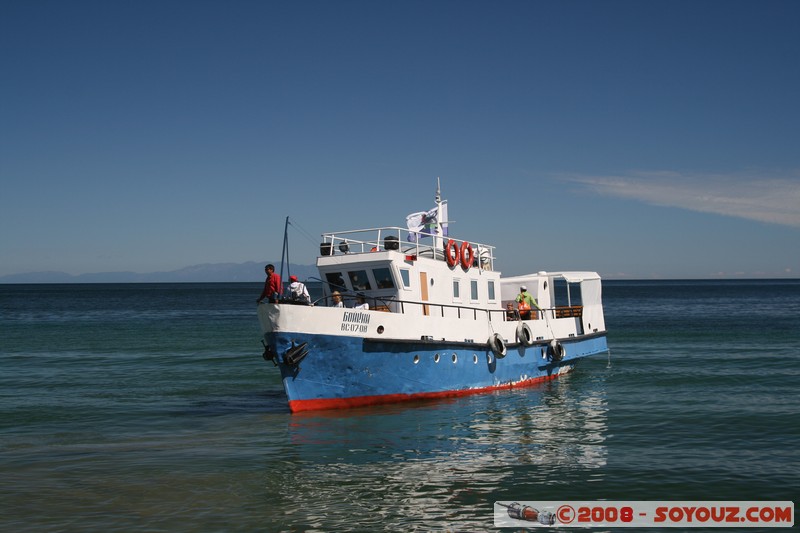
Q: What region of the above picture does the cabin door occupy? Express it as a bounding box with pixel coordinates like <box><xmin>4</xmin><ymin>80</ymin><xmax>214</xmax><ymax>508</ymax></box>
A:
<box><xmin>419</xmin><ymin>272</ymin><xmax>430</xmax><ymax>316</ymax></box>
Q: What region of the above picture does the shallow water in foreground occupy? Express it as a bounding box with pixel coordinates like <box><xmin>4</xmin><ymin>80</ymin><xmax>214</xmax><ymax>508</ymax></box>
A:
<box><xmin>1</xmin><ymin>280</ymin><xmax>798</xmax><ymax>531</ymax></box>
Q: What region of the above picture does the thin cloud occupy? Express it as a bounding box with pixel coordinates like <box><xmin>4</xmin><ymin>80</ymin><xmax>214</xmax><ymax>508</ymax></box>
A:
<box><xmin>564</xmin><ymin>171</ymin><xmax>800</xmax><ymax>228</ymax></box>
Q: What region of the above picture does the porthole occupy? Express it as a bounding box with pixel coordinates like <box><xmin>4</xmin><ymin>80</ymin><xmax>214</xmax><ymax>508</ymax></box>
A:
<box><xmin>413</xmin><ymin>354</ymin><xmax>420</xmax><ymax>364</ymax></box>
<box><xmin>451</xmin><ymin>353</ymin><xmax>458</xmax><ymax>364</ymax></box>
<box><xmin>377</xmin><ymin>325</ymin><xmax>385</xmax><ymax>334</ymax></box>
<box><xmin>434</xmin><ymin>353</ymin><xmax>440</xmax><ymax>363</ymax></box>
<box><xmin>473</xmin><ymin>354</ymin><xmax>478</xmax><ymax>364</ymax></box>
<box><xmin>487</xmin><ymin>353</ymin><xmax>494</xmax><ymax>365</ymax></box>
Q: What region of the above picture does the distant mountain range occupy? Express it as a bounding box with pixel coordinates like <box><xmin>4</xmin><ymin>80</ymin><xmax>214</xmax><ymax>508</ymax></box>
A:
<box><xmin>0</xmin><ymin>262</ymin><xmax>320</xmax><ymax>284</ymax></box>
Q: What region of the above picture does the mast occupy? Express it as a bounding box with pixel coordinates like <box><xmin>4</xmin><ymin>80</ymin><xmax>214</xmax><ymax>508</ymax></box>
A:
<box><xmin>280</xmin><ymin>216</ymin><xmax>290</xmax><ymax>283</ymax></box>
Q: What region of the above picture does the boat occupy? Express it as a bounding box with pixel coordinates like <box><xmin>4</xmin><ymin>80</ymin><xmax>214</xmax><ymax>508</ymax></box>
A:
<box><xmin>258</xmin><ymin>183</ymin><xmax>608</xmax><ymax>413</ymax></box>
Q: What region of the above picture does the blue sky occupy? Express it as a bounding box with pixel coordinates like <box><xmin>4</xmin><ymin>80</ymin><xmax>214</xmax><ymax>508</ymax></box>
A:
<box><xmin>2</xmin><ymin>0</ymin><xmax>799</xmax><ymax>279</ymax></box>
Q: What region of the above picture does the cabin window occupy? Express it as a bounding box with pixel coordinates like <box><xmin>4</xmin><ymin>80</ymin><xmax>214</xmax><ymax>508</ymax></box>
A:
<box><xmin>325</xmin><ymin>272</ymin><xmax>345</xmax><ymax>293</ymax></box>
<box><xmin>470</xmin><ymin>280</ymin><xmax>479</xmax><ymax>301</ymax></box>
<box><xmin>399</xmin><ymin>269</ymin><xmax>411</xmax><ymax>289</ymax></box>
<box><xmin>554</xmin><ymin>278</ymin><xmax>583</xmax><ymax>307</ymax></box>
<box><xmin>373</xmin><ymin>267</ymin><xmax>395</xmax><ymax>289</ymax></box>
<box><xmin>487</xmin><ymin>280</ymin><xmax>496</xmax><ymax>301</ymax></box>
<box><xmin>452</xmin><ymin>279</ymin><xmax>461</xmax><ymax>301</ymax></box>
<box><xmin>348</xmin><ymin>270</ymin><xmax>372</xmax><ymax>291</ymax></box>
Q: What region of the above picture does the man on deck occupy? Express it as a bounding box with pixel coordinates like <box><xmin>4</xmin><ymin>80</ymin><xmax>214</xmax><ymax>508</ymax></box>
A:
<box><xmin>257</xmin><ymin>264</ymin><xmax>282</xmax><ymax>303</ymax></box>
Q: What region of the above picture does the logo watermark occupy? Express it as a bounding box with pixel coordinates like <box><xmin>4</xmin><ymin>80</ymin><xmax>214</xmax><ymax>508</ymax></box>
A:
<box><xmin>494</xmin><ymin>501</ymin><xmax>794</xmax><ymax>528</ymax></box>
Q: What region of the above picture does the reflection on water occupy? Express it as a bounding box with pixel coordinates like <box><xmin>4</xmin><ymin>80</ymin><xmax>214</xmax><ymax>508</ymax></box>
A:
<box><xmin>276</xmin><ymin>373</ymin><xmax>609</xmax><ymax>530</ymax></box>
<box><xmin>0</xmin><ymin>373</ymin><xmax>609</xmax><ymax>532</ymax></box>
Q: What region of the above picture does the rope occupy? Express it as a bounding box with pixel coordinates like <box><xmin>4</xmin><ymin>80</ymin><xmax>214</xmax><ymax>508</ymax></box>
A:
<box><xmin>286</xmin><ymin>219</ymin><xmax>319</xmax><ymax>247</ymax></box>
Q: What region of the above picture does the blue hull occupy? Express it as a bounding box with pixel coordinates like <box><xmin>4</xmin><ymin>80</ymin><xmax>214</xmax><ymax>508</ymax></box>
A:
<box><xmin>267</xmin><ymin>332</ymin><xmax>608</xmax><ymax>412</ymax></box>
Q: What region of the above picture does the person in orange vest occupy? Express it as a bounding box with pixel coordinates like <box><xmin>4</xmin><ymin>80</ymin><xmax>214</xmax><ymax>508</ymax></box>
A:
<box><xmin>515</xmin><ymin>285</ymin><xmax>540</xmax><ymax>320</ymax></box>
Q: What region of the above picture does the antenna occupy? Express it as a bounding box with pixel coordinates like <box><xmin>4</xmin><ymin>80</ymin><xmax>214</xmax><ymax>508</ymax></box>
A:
<box><xmin>433</xmin><ymin>177</ymin><xmax>444</xmax><ymax>257</ymax></box>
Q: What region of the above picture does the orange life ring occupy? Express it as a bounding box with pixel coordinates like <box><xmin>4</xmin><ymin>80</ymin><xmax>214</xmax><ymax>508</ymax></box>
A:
<box><xmin>445</xmin><ymin>239</ymin><xmax>458</xmax><ymax>267</ymax></box>
<box><xmin>460</xmin><ymin>241</ymin><xmax>474</xmax><ymax>269</ymax></box>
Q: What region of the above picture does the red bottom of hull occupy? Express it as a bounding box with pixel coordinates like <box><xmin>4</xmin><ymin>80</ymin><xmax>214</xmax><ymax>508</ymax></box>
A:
<box><xmin>287</xmin><ymin>371</ymin><xmax>567</xmax><ymax>413</ymax></box>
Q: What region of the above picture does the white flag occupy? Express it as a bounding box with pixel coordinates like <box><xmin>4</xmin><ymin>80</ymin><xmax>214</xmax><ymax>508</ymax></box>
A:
<box><xmin>406</xmin><ymin>207</ymin><xmax>438</xmax><ymax>241</ymax></box>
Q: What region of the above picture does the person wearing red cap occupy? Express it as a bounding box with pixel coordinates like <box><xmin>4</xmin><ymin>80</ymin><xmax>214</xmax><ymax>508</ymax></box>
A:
<box><xmin>287</xmin><ymin>274</ymin><xmax>310</xmax><ymax>304</ymax></box>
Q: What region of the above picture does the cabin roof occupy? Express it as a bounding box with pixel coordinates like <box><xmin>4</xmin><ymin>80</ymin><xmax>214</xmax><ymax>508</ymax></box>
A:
<box><xmin>501</xmin><ymin>271</ymin><xmax>601</xmax><ymax>286</ymax></box>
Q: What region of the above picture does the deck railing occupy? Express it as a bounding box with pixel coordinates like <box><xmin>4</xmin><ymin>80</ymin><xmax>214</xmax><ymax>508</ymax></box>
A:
<box><xmin>319</xmin><ymin>226</ymin><xmax>496</xmax><ymax>270</ymax></box>
<box><xmin>306</xmin><ymin>294</ymin><xmax>583</xmax><ymax>324</ymax></box>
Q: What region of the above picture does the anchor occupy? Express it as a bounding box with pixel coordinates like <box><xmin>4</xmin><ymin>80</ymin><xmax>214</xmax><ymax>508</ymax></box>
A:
<box><xmin>262</xmin><ymin>340</ymin><xmax>278</xmax><ymax>366</ymax></box>
<box><xmin>283</xmin><ymin>341</ymin><xmax>309</xmax><ymax>367</ymax></box>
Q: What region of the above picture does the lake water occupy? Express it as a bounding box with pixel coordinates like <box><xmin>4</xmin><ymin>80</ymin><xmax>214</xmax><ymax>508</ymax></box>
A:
<box><xmin>1</xmin><ymin>280</ymin><xmax>797</xmax><ymax>531</ymax></box>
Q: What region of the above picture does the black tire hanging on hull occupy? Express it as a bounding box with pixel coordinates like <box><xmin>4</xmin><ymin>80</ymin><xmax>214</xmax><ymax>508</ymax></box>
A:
<box><xmin>488</xmin><ymin>333</ymin><xmax>507</xmax><ymax>358</ymax></box>
<box><xmin>516</xmin><ymin>322</ymin><xmax>534</xmax><ymax>346</ymax></box>
<box><xmin>548</xmin><ymin>339</ymin><xmax>565</xmax><ymax>362</ymax></box>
